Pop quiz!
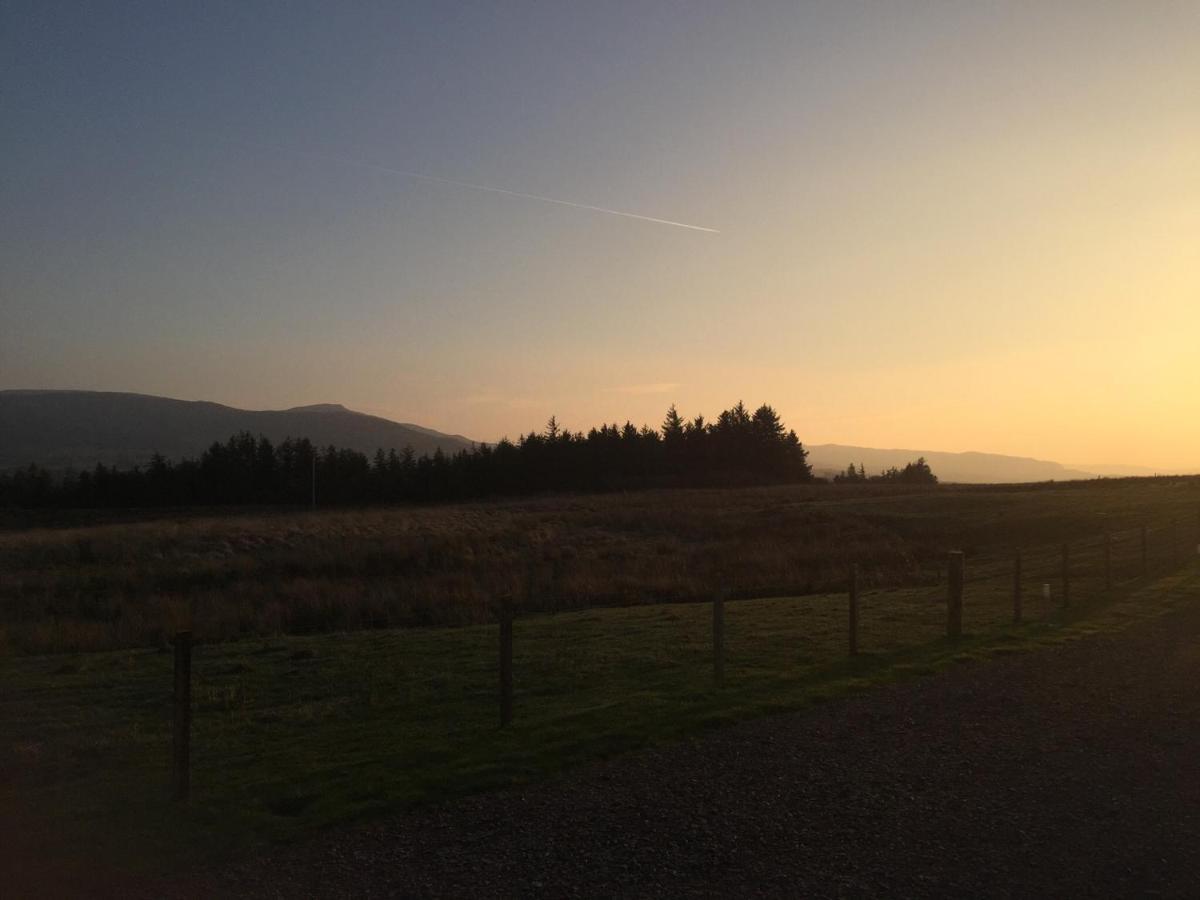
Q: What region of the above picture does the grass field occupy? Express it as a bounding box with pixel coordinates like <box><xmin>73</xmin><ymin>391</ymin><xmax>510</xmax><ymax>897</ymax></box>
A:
<box><xmin>2</xmin><ymin>476</ymin><xmax>1198</xmax><ymax>654</ymax></box>
<box><xmin>2</xmin><ymin>534</ymin><xmax>1198</xmax><ymax>875</ymax></box>
<box><xmin>2</xmin><ymin>477</ymin><xmax>1198</xmax><ymax>877</ymax></box>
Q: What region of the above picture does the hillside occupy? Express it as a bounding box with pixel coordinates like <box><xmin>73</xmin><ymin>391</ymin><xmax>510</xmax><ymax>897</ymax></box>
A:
<box><xmin>2</xmin><ymin>390</ymin><xmax>1164</xmax><ymax>484</ymax></box>
<box><xmin>806</xmin><ymin>443</ymin><xmax>1098</xmax><ymax>484</ymax></box>
<box><xmin>0</xmin><ymin>390</ymin><xmax>476</xmax><ymax>470</ymax></box>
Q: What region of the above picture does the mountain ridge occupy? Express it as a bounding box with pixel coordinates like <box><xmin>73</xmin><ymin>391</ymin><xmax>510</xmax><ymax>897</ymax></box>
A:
<box><xmin>805</xmin><ymin>443</ymin><xmax>1099</xmax><ymax>483</ymax></box>
<box><xmin>2</xmin><ymin>389</ymin><xmax>1169</xmax><ymax>483</ymax></box>
<box><xmin>0</xmin><ymin>390</ymin><xmax>477</xmax><ymax>470</ymax></box>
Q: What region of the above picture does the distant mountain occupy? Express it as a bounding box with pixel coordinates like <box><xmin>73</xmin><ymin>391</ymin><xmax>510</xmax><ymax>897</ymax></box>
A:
<box><xmin>806</xmin><ymin>444</ymin><xmax>1099</xmax><ymax>484</ymax></box>
<box><xmin>0</xmin><ymin>390</ymin><xmax>477</xmax><ymax>470</ymax></box>
<box><xmin>1067</xmin><ymin>463</ymin><xmax>1164</xmax><ymax>478</ymax></box>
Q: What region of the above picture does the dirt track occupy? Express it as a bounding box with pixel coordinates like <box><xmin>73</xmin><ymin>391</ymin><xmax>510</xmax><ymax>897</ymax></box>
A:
<box><xmin>171</xmin><ymin>571</ymin><xmax>1200</xmax><ymax>898</ymax></box>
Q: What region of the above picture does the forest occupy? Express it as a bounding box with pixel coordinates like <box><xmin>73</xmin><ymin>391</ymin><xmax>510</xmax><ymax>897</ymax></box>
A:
<box><xmin>833</xmin><ymin>459</ymin><xmax>938</xmax><ymax>485</ymax></box>
<box><xmin>0</xmin><ymin>402</ymin><xmax>826</xmax><ymax>508</ymax></box>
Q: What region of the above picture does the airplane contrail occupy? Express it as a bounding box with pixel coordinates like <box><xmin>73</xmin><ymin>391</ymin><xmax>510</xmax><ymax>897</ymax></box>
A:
<box><xmin>233</xmin><ymin>139</ymin><xmax>720</xmax><ymax>234</ymax></box>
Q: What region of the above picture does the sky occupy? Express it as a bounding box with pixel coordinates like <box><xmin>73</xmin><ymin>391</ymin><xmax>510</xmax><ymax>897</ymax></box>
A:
<box><xmin>2</xmin><ymin>2</ymin><xmax>1197</xmax><ymax>470</ymax></box>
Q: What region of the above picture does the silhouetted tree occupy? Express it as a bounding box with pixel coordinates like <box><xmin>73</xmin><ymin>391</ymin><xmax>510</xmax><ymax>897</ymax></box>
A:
<box><xmin>868</xmin><ymin>457</ymin><xmax>938</xmax><ymax>485</ymax></box>
<box><xmin>835</xmin><ymin>462</ymin><xmax>868</xmax><ymax>483</ymax></box>
<box><xmin>0</xmin><ymin>400</ymin><xmax>818</xmax><ymax>508</ymax></box>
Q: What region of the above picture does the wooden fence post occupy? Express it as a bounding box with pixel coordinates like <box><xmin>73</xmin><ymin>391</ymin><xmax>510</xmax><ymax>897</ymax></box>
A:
<box><xmin>1104</xmin><ymin>533</ymin><xmax>1112</xmax><ymax>592</ymax></box>
<box><xmin>525</xmin><ymin>558</ymin><xmax>537</xmax><ymax>609</ymax></box>
<box><xmin>1173</xmin><ymin>519</ymin><xmax>1181</xmax><ymax>567</ymax></box>
<box><xmin>1141</xmin><ymin>525</ymin><xmax>1148</xmax><ymax>577</ymax></box>
<box><xmin>550</xmin><ymin>557</ymin><xmax>564</xmax><ymax>613</ymax></box>
<box><xmin>1013</xmin><ymin>550</ymin><xmax>1022</xmax><ymax>624</ymax></box>
<box><xmin>947</xmin><ymin>551</ymin><xmax>964</xmax><ymax>639</ymax></box>
<box><xmin>713</xmin><ymin>591</ymin><xmax>725</xmax><ymax>688</ymax></box>
<box><xmin>498</xmin><ymin>598</ymin><xmax>513</xmax><ymax>728</ymax></box>
<box><xmin>172</xmin><ymin>631</ymin><xmax>192</xmax><ymax>801</ymax></box>
<box><xmin>1061</xmin><ymin>543</ymin><xmax>1070</xmax><ymax>607</ymax></box>
<box><xmin>848</xmin><ymin>563</ymin><xmax>859</xmax><ymax>657</ymax></box>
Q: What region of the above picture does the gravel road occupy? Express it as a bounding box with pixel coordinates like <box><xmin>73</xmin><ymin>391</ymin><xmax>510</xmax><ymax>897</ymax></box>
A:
<box><xmin>181</xmin><ymin>575</ymin><xmax>1200</xmax><ymax>898</ymax></box>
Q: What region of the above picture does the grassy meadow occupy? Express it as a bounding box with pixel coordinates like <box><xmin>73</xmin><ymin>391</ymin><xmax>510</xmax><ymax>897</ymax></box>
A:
<box><xmin>1</xmin><ymin>476</ymin><xmax>1198</xmax><ymax>874</ymax></box>
<box><xmin>1</xmin><ymin>476</ymin><xmax>1198</xmax><ymax>655</ymax></box>
<box><xmin>2</xmin><ymin>559</ymin><xmax>1196</xmax><ymax>873</ymax></box>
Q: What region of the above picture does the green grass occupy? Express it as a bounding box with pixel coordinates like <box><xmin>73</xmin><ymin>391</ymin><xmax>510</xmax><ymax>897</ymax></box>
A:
<box><xmin>3</xmin><ymin>556</ymin><xmax>1196</xmax><ymax>874</ymax></box>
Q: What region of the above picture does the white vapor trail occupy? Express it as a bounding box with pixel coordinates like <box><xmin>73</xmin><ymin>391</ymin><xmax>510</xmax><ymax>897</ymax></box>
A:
<box><xmin>234</xmin><ymin>139</ymin><xmax>720</xmax><ymax>234</ymax></box>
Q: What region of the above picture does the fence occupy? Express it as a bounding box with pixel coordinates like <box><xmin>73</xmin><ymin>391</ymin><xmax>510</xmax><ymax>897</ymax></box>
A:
<box><xmin>168</xmin><ymin>512</ymin><xmax>1200</xmax><ymax>799</ymax></box>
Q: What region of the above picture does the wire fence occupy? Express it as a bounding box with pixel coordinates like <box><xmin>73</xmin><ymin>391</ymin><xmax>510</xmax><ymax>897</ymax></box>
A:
<box><xmin>159</xmin><ymin>510</ymin><xmax>1200</xmax><ymax>800</ymax></box>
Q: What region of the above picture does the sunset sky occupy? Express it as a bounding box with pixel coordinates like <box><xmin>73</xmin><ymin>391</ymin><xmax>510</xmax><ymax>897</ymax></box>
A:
<box><xmin>3</xmin><ymin>3</ymin><xmax>1197</xmax><ymax>470</ymax></box>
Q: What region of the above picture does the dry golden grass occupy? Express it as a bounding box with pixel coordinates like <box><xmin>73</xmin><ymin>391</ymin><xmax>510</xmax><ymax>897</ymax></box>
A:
<box><xmin>1</xmin><ymin>477</ymin><xmax>1196</xmax><ymax>654</ymax></box>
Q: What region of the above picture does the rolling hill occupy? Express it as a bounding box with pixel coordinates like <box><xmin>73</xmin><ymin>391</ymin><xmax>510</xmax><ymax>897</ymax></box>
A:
<box><xmin>3</xmin><ymin>390</ymin><xmax>1163</xmax><ymax>483</ymax></box>
<box><xmin>0</xmin><ymin>390</ymin><xmax>477</xmax><ymax>470</ymax></box>
<box><xmin>805</xmin><ymin>444</ymin><xmax>1098</xmax><ymax>484</ymax></box>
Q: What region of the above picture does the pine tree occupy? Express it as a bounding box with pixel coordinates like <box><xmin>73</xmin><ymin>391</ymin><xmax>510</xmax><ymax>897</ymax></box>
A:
<box><xmin>662</xmin><ymin>404</ymin><xmax>685</xmax><ymax>439</ymax></box>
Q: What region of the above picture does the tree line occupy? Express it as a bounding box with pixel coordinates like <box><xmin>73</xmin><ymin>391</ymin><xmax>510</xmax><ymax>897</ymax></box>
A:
<box><xmin>0</xmin><ymin>402</ymin><xmax>828</xmax><ymax>509</ymax></box>
<box><xmin>833</xmin><ymin>458</ymin><xmax>938</xmax><ymax>484</ymax></box>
